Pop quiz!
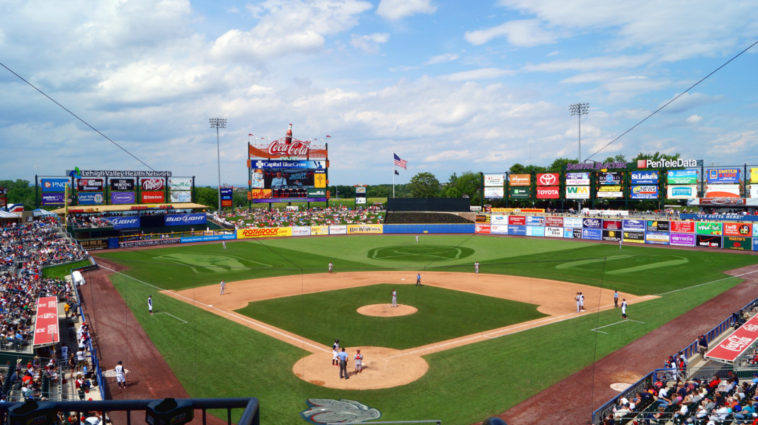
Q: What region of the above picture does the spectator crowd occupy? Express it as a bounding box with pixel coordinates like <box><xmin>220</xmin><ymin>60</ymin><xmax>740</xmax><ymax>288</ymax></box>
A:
<box><xmin>217</xmin><ymin>206</ymin><xmax>385</xmax><ymax>228</ymax></box>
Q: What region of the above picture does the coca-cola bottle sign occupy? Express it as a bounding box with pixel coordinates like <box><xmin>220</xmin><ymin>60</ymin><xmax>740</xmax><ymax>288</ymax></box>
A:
<box><xmin>267</xmin><ymin>140</ymin><xmax>311</xmax><ymax>157</ymax></box>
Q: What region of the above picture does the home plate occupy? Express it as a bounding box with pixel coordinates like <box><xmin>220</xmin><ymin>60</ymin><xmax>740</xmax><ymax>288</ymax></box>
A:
<box><xmin>610</xmin><ymin>383</ymin><xmax>632</xmax><ymax>392</ymax></box>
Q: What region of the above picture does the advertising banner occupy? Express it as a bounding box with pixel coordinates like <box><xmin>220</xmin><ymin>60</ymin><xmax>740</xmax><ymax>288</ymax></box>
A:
<box><xmin>476</xmin><ymin>214</ymin><xmax>489</xmax><ymax>224</ymax></box>
<box><xmin>724</xmin><ymin>236</ymin><xmax>751</xmax><ymax>251</ymax></box>
<box><xmin>509</xmin><ymin>216</ymin><xmax>526</xmax><ymax>226</ymax></box>
<box><xmin>249</xmin><ymin>159</ymin><xmax>326</xmax><ymax>170</ymax></box>
<box><xmin>347</xmin><ymin>224</ymin><xmax>383</xmax><ymax>234</ymax></box>
<box><xmin>631</xmin><ymin>171</ymin><xmax>659</xmax><ymax>185</ymax></box>
<box><xmin>491</xmin><ymin>215</ymin><xmax>508</xmax><ymax>225</ymax></box>
<box><xmin>646</xmin><ymin>220</ymin><xmax>669</xmax><ymax>232</ymax></box>
<box><xmin>475</xmin><ymin>223</ymin><xmax>491</xmax><ymax>234</ymax></box>
<box><xmin>220</xmin><ymin>187</ymin><xmax>233</xmax><ymax>200</ymax></box>
<box><xmin>752</xmin><ymin>168</ymin><xmax>758</xmax><ymax>184</ymax></box>
<box><xmin>509</xmin><ymin>174</ymin><xmax>531</xmax><ymax>186</ymax></box>
<box><xmin>705</xmin><ymin>314</ymin><xmax>758</xmax><ymax>363</ymax></box>
<box><xmin>491</xmin><ymin>224</ymin><xmax>509</xmax><ymax>234</ymax></box>
<box><xmin>582</xmin><ymin>218</ymin><xmax>602</xmax><ymax>229</ymax></box>
<box><xmin>572</xmin><ymin>228</ymin><xmax>583</xmax><ymax>239</ymax></box>
<box><xmin>630</xmin><ymin>185</ymin><xmax>658</xmax><ymax>199</ymax></box>
<box><xmin>237</xmin><ymin>227</ymin><xmax>293</xmax><ymax>239</ymax></box>
<box><xmin>668</xmin><ymin>169</ymin><xmax>698</xmax><ymax>185</ymax></box>
<box><xmin>667</xmin><ymin>185</ymin><xmax>698</xmax><ymax>199</ymax></box>
<box><xmin>526</xmin><ymin>216</ymin><xmax>545</xmax><ymax>226</ymax></box>
<box><xmin>141</xmin><ymin>177</ymin><xmax>165</xmax><ymax>191</ymax></box>
<box><xmin>508</xmin><ymin>225</ymin><xmax>526</xmax><ymax>236</ymax></box>
<box><xmin>108</xmin><ymin>216</ymin><xmax>140</xmax><ymax>229</ymax></box>
<box><xmin>509</xmin><ymin>187</ymin><xmax>530</xmax><ymax>198</ymax></box>
<box><xmin>670</xmin><ymin>233</ymin><xmax>696</xmax><ymax>247</ymax></box>
<box><xmin>41</xmin><ymin>178</ymin><xmax>70</xmax><ymax>192</ymax></box>
<box><xmin>32</xmin><ymin>297</ymin><xmax>59</xmax><ymax>346</ymax></box>
<box><xmin>623</xmin><ymin>219</ymin><xmax>646</xmax><ymax>231</ymax></box>
<box><xmin>706</xmin><ymin>168</ymin><xmax>740</xmax><ymax>184</ymax></box>
<box><xmin>166</xmin><ymin>213</ymin><xmax>207</xmax><ymax>226</ymax></box>
<box><xmin>723</xmin><ymin>222</ymin><xmax>752</xmax><ymax>237</ymax></box>
<box><xmin>292</xmin><ymin>226</ymin><xmax>311</xmax><ymax>237</ymax></box>
<box><xmin>526</xmin><ymin>226</ymin><xmax>545</xmax><ymax>237</ymax></box>
<box><xmin>249</xmin><ymin>189</ymin><xmax>272</xmax><ymax>200</ymax></box>
<box><xmin>754</xmin><ymin>238</ymin><xmax>758</xmax><ymax>251</ymax></box>
<box><xmin>545</xmin><ymin>227</ymin><xmax>563</xmax><ymax>238</ymax></box>
<box><xmin>484</xmin><ymin>174</ymin><xmax>505</xmax><ymax>186</ymax></box>
<box><xmin>563</xmin><ymin>228</ymin><xmax>576</xmax><ymax>238</ymax></box>
<box><xmin>545</xmin><ymin>216</ymin><xmax>563</xmax><ymax>227</ymax></box>
<box><xmin>597</xmin><ymin>172</ymin><xmax>622</xmax><ymax>185</ymax></box>
<box><xmin>566</xmin><ymin>172</ymin><xmax>590</xmax><ymax>186</ymax></box>
<box><xmin>310</xmin><ymin>225</ymin><xmax>329</xmax><ymax>236</ymax></box>
<box><xmin>750</xmin><ymin>185</ymin><xmax>758</xmax><ymax>198</ymax></box>
<box><xmin>120</xmin><ymin>238</ymin><xmax>179</xmax><ymax>248</ymax></box>
<box><xmin>754</xmin><ymin>224</ymin><xmax>758</xmax><ymax>238</ymax></box>
<box><xmin>111</xmin><ymin>191</ymin><xmax>135</xmax><ymax>204</ymax></box>
<box><xmin>141</xmin><ymin>191</ymin><xmax>165</xmax><ymax>203</ymax></box>
<box><xmin>566</xmin><ymin>186</ymin><xmax>590</xmax><ymax>199</ymax></box>
<box><xmin>536</xmin><ymin>187</ymin><xmax>560</xmax><ymax>199</ymax></box>
<box><xmin>77</xmin><ymin>192</ymin><xmax>104</xmax><ymax>205</ymax></box>
<box><xmin>563</xmin><ymin>217</ymin><xmax>583</xmax><ymax>229</ymax></box>
<box><xmin>536</xmin><ymin>173</ymin><xmax>560</xmax><ymax>186</ymax></box>
<box><xmin>623</xmin><ymin>231</ymin><xmax>645</xmax><ymax>243</ymax></box>
<box><xmin>597</xmin><ymin>186</ymin><xmax>623</xmax><ymax>198</ymax></box>
<box><xmin>307</xmin><ymin>188</ymin><xmax>328</xmax><ymax>198</ymax></box>
<box><xmin>180</xmin><ymin>233</ymin><xmax>236</xmax><ymax>243</ymax></box>
<box><xmin>170</xmin><ymin>191</ymin><xmax>191</xmax><ymax>203</ymax></box>
<box><xmin>704</xmin><ymin>184</ymin><xmax>741</xmax><ymax>198</ymax></box>
<box><xmin>77</xmin><ymin>178</ymin><xmax>104</xmax><ymax>192</ymax></box>
<box><xmin>484</xmin><ymin>187</ymin><xmax>505</xmax><ymax>199</ymax></box>
<box><xmin>169</xmin><ymin>177</ymin><xmax>192</xmax><ymax>191</ymax></box>
<box><xmin>696</xmin><ymin>222</ymin><xmax>722</xmax><ymax>235</ymax></box>
<box><xmin>41</xmin><ymin>192</ymin><xmax>65</xmax><ymax>206</ymax></box>
<box><xmin>68</xmin><ymin>169</ymin><xmax>171</xmax><ymax>178</ymax></box>
<box><xmin>696</xmin><ymin>234</ymin><xmax>722</xmax><ymax>248</ymax></box>
<box><xmin>582</xmin><ymin>228</ymin><xmax>602</xmax><ymax>240</ymax></box>
<box><xmin>602</xmin><ymin>230</ymin><xmax>622</xmax><ymax>241</ymax></box>
<box><xmin>670</xmin><ymin>221</ymin><xmax>695</xmax><ymax>233</ymax></box>
<box><xmin>645</xmin><ymin>231</ymin><xmax>670</xmax><ymax>245</ymax></box>
<box><xmin>314</xmin><ymin>170</ymin><xmax>327</xmax><ymax>188</ymax></box>
<box><xmin>603</xmin><ymin>220</ymin><xmax>622</xmax><ymax>230</ymax></box>
<box><xmin>110</xmin><ymin>178</ymin><xmax>135</xmax><ymax>191</ymax></box>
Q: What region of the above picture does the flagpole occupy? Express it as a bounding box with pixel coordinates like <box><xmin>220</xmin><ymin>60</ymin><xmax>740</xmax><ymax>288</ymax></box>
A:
<box><xmin>392</xmin><ymin>166</ymin><xmax>395</xmax><ymax>198</ymax></box>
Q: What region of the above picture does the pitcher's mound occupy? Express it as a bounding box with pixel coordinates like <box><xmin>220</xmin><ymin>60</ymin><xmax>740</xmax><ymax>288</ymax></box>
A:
<box><xmin>293</xmin><ymin>346</ymin><xmax>428</xmax><ymax>390</ymax></box>
<box><xmin>357</xmin><ymin>304</ymin><xmax>417</xmax><ymax>317</ymax></box>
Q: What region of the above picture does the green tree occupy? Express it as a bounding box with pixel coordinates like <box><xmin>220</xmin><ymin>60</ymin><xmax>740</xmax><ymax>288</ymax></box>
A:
<box><xmin>443</xmin><ymin>172</ymin><xmax>481</xmax><ymax>204</ymax></box>
<box><xmin>0</xmin><ymin>179</ymin><xmax>35</xmax><ymax>207</ymax></box>
<box><xmin>195</xmin><ymin>186</ymin><xmax>218</xmax><ymax>208</ymax></box>
<box><xmin>407</xmin><ymin>172</ymin><xmax>441</xmax><ymax>198</ymax></box>
<box><xmin>546</xmin><ymin>158</ymin><xmax>578</xmax><ymax>172</ymax></box>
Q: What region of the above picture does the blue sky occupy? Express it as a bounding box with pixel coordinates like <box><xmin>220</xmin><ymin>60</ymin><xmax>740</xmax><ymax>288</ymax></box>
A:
<box><xmin>1</xmin><ymin>0</ymin><xmax>757</xmax><ymax>186</ymax></box>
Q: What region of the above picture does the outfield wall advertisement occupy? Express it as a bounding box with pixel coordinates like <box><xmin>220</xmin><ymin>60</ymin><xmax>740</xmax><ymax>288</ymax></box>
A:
<box><xmin>670</xmin><ymin>233</ymin><xmax>696</xmax><ymax>247</ymax></box>
<box><xmin>724</xmin><ymin>236</ymin><xmax>751</xmax><ymax>251</ymax></box>
<box><xmin>623</xmin><ymin>231</ymin><xmax>645</xmax><ymax>243</ymax></box>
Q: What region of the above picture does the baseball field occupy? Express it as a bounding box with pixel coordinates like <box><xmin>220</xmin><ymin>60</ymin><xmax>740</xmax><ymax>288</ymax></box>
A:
<box><xmin>94</xmin><ymin>234</ymin><xmax>757</xmax><ymax>425</ymax></box>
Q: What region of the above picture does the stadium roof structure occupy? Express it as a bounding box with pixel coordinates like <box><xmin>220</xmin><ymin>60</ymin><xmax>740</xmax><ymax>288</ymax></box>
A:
<box><xmin>50</xmin><ymin>202</ymin><xmax>209</xmax><ymax>215</ymax></box>
<box><xmin>0</xmin><ymin>210</ymin><xmax>19</xmax><ymax>218</ymax></box>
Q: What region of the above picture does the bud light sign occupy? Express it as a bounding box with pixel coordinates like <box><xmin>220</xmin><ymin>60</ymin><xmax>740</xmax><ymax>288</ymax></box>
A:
<box><xmin>165</xmin><ymin>213</ymin><xmax>207</xmax><ymax>226</ymax></box>
<box><xmin>108</xmin><ymin>216</ymin><xmax>140</xmax><ymax>229</ymax></box>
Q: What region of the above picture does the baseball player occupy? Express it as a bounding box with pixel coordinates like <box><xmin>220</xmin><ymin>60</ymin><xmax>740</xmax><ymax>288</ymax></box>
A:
<box><xmin>354</xmin><ymin>349</ymin><xmax>364</xmax><ymax>373</ymax></box>
<box><xmin>332</xmin><ymin>339</ymin><xmax>340</xmax><ymax>366</ymax></box>
<box><xmin>115</xmin><ymin>360</ymin><xmax>126</xmax><ymax>389</ymax></box>
<box><xmin>220</xmin><ymin>280</ymin><xmax>226</xmax><ymax>295</ymax></box>
<box><xmin>621</xmin><ymin>299</ymin><xmax>628</xmax><ymax>319</ymax></box>
<box><xmin>474</xmin><ymin>261</ymin><xmax>480</xmax><ymax>274</ymax></box>
<box><xmin>148</xmin><ymin>296</ymin><xmax>153</xmax><ymax>314</ymax></box>
<box><xmin>391</xmin><ymin>289</ymin><xmax>397</xmax><ymax>307</ymax></box>
<box><xmin>579</xmin><ymin>292</ymin><xmax>585</xmax><ymax>311</ymax></box>
<box><xmin>575</xmin><ymin>292</ymin><xmax>581</xmax><ymax>312</ymax></box>
<box><xmin>328</xmin><ymin>262</ymin><xmax>333</xmax><ymax>273</ymax></box>
<box><xmin>416</xmin><ymin>273</ymin><xmax>422</xmax><ymax>287</ymax></box>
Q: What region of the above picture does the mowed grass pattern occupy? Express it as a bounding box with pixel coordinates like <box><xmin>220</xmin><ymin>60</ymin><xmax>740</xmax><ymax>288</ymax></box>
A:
<box><xmin>237</xmin><ymin>284</ymin><xmax>545</xmax><ymax>349</ymax></box>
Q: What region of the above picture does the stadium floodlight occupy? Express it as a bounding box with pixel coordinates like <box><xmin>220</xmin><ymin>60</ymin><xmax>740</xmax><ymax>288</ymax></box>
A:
<box><xmin>568</xmin><ymin>103</ymin><xmax>589</xmax><ymax>162</ymax></box>
<box><xmin>209</xmin><ymin>118</ymin><xmax>227</xmax><ymax>213</ymax></box>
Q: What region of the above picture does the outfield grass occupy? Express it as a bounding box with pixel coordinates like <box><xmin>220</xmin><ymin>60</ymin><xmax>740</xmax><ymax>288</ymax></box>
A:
<box><xmin>100</xmin><ymin>235</ymin><xmax>758</xmax><ymax>425</ymax></box>
<box><xmin>42</xmin><ymin>259</ymin><xmax>92</xmax><ymax>278</ymax></box>
<box><xmin>238</xmin><ymin>284</ymin><xmax>545</xmax><ymax>349</ymax></box>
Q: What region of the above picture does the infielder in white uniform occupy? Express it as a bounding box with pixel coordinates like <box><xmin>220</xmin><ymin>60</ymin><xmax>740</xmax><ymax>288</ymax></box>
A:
<box><xmin>391</xmin><ymin>289</ymin><xmax>397</xmax><ymax>307</ymax></box>
<box><xmin>220</xmin><ymin>280</ymin><xmax>226</xmax><ymax>295</ymax></box>
<box><xmin>148</xmin><ymin>296</ymin><xmax>153</xmax><ymax>314</ymax></box>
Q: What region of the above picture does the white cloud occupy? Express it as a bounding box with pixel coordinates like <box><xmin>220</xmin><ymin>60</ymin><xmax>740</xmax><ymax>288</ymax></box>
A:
<box><xmin>426</xmin><ymin>53</ymin><xmax>459</xmax><ymax>65</ymax></box>
<box><xmin>376</xmin><ymin>0</ymin><xmax>436</xmax><ymax>20</ymax></box>
<box><xmin>350</xmin><ymin>33</ymin><xmax>390</xmax><ymax>54</ymax></box>
<box><xmin>525</xmin><ymin>55</ymin><xmax>652</xmax><ymax>72</ymax></box>
<box><xmin>465</xmin><ymin>19</ymin><xmax>557</xmax><ymax>47</ymax></box>
<box><xmin>444</xmin><ymin>68</ymin><xmax>513</xmax><ymax>81</ymax></box>
<box><xmin>686</xmin><ymin>114</ymin><xmax>702</xmax><ymax>124</ymax></box>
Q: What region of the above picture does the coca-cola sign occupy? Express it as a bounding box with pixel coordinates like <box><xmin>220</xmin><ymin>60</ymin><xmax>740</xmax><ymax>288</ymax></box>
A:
<box><xmin>267</xmin><ymin>140</ymin><xmax>312</xmax><ymax>157</ymax></box>
<box><xmin>141</xmin><ymin>178</ymin><xmax>165</xmax><ymax>191</ymax></box>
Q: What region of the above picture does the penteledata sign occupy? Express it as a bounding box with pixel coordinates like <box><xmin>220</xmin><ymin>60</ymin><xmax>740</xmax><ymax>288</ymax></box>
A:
<box><xmin>484</xmin><ymin>174</ymin><xmax>505</xmax><ymax>187</ymax></box>
<box><xmin>636</xmin><ymin>158</ymin><xmax>698</xmax><ymax>169</ymax></box>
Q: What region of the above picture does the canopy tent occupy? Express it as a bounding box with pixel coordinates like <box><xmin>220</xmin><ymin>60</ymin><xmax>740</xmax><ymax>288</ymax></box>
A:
<box><xmin>0</xmin><ymin>210</ymin><xmax>19</xmax><ymax>218</ymax></box>
<box><xmin>32</xmin><ymin>208</ymin><xmax>58</xmax><ymax>217</ymax></box>
<box><xmin>705</xmin><ymin>314</ymin><xmax>758</xmax><ymax>364</ymax></box>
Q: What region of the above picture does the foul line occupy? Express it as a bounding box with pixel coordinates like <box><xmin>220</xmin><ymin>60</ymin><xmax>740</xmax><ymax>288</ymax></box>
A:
<box><xmin>657</xmin><ymin>269</ymin><xmax>758</xmax><ymax>296</ymax></box>
<box><xmin>99</xmin><ymin>264</ymin><xmax>328</xmax><ymax>354</ymax></box>
<box><xmin>590</xmin><ymin>319</ymin><xmax>644</xmax><ymax>334</ymax></box>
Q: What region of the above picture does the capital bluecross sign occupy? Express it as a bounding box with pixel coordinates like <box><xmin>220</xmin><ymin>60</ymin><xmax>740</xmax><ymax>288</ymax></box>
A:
<box><xmin>251</xmin><ymin>160</ymin><xmax>326</xmax><ymax>170</ymax></box>
<box><xmin>165</xmin><ymin>213</ymin><xmax>207</xmax><ymax>226</ymax></box>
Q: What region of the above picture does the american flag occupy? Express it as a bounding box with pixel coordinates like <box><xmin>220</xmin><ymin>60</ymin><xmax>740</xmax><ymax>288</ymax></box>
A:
<box><xmin>393</xmin><ymin>153</ymin><xmax>407</xmax><ymax>170</ymax></box>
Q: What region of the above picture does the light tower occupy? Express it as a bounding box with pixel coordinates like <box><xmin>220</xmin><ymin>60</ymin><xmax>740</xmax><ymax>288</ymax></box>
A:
<box><xmin>568</xmin><ymin>103</ymin><xmax>589</xmax><ymax>162</ymax></box>
<box><xmin>209</xmin><ymin>117</ymin><xmax>227</xmax><ymax>212</ymax></box>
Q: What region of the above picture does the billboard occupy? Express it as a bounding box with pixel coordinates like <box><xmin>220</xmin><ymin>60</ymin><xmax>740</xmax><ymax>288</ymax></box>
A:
<box><xmin>170</xmin><ymin>191</ymin><xmax>191</xmax><ymax>203</ymax></box>
<box><xmin>491</xmin><ymin>224</ymin><xmax>508</xmax><ymax>234</ymax></box>
<box><xmin>670</xmin><ymin>233</ymin><xmax>696</xmax><ymax>247</ymax></box>
<box><xmin>509</xmin><ymin>187</ymin><xmax>530</xmax><ymax>198</ymax></box>
<box><xmin>566</xmin><ymin>186</ymin><xmax>590</xmax><ymax>199</ymax></box>
<box><xmin>249</xmin><ymin>139</ymin><xmax>327</xmax><ymax>160</ymax></box>
<box><xmin>667</xmin><ymin>185</ymin><xmax>698</xmax><ymax>199</ymax></box>
<box><xmin>526</xmin><ymin>226</ymin><xmax>545</xmax><ymax>237</ymax></box>
<box><xmin>704</xmin><ymin>184</ymin><xmax>740</xmax><ymax>198</ymax></box>
<box><xmin>545</xmin><ymin>216</ymin><xmax>563</xmax><ymax>227</ymax></box>
<box><xmin>141</xmin><ymin>177</ymin><xmax>165</xmax><ymax>191</ymax></box>
<box><xmin>141</xmin><ymin>191</ymin><xmax>165</xmax><ymax>203</ymax></box>
<box><xmin>484</xmin><ymin>187</ymin><xmax>505</xmax><ymax>199</ymax></box>
<box><xmin>536</xmin><ymin>187</ymin><xmax>560</xmax><ymax>199</ymax></box>
<box><xmin>508</xmin><ymin>225</ymin><xmax>526</xmax><ymax>236</ymax></box>
<box><xmin>220</xmin><ymin>187</ymin><xmax>233</xmax><ymax>207</ymax></box>
<box><xmin>41</xmin><ymin>178</ymin><xmax>69</xmax><ymax>192</ymax></box>
<box><xmin>111</xmin><ymin>191</ymin><xmax>135</xmax><ymax>204</ymax></box>
<box><xmin>166</xmin><ymin>213</ymin><xmax>208</xmax><ymax>226</ymax></box>
<box><xmin>508</xmin><ymin>216</ymin><xmax>526</xmax><ymax>226</ymax></box>
<box><xmin>41</xmin><ymin>192</ymin><xmax>65</xmax><ymax>206</ymax></box>
<box><xmin>545</xmin><ymin>227</ymin><xmax>562</xmax><ymax>237</ymax></box>
<box><xmin>752</xmin><ymin>168</ymin><xmax>758</xmax><ymax>184</ymax></box>
<box><xmin>77</xmin><ymin>178</ymin><xmax>104</xmax><ymax>192</ymax></box>
<box><xmin>566</xmin><ymin>172</ymin><xmax>590</xmax><ymax>186</ymax></box>
<box><xmin>536</xmin><ymin>173</ymin><xmax>559</xmax><ymax>186</ymax></box>
<box><xmin>563</xmin><ymin>217</ymin><xmax>583</xmax><ymax>229</ymax></box>
<box><xmin>347</xmin><ymin>224</ymin><xmax>383</xmax><ymax>234</ymax></box>
<box><xmin>623</xmin><ymin>231</ymin><xmax>645</xmax><ymax>243</ymax></box>
<box><xmin>645</xmin><ymin>231</ymin><xmax>670</xmax><ymax>245</ymax></box>
<box><xmin>582</xmin><ymin>228</ymin><xmax>602</xmax><ymax>240</ymax></box>
<box><xmin>249</xmin><ymin>168</ymin><xmax>326</xmax><ymax>202</ymax></box>
<box><xmin>630</xmin><ymin>185</ymin><xmax>658</xmax><ymax>199</ymax></box>
<box><xmin>597</xmin><ymin>172</ymin><xmax>622</xmax><ymax>185</ymax></box>
<box><xmin>706</xmin><ymin>168</ymin><xmax>740</xmax><ymax>184</ymax></box>
<box><xmin>237</xmin><ymin>227</ymin><xmax>293</xmax><ymax>239</ymax></box>
<box><xmin>509</xmin><ymin>174</ymin><xmax>531</xmax><ymax>186</ymax></box>
<box><xmin>623</xmin><ymin>219</ymin><xmax>645</xmax><ymax>231</ymax></box>
<box><xmin>602</xmin><ymin>230</ymin><xmax>622</xmax><ymax>241</ymax></box>
<box><xmin>750</xmin><ymin>185</ymin><xmax>758</xmax><ymax>198</ymax></box>
<box><xmin>110</xmin><ymin>178</ymin><xmax>135</xmax><ymax>191</ymax></box>
<box><xmin>597</xmin><ymin>186</ymin><xmax>622</xmax><ymax>198</ymax></box>
<box><xmin>696</xmin><ymin>234</ymin><xmax>722</xmax><ymax>248</ymax></box>
<box><xmin>77</xmin><ymin>192</ymin><xmax>104</xmax><ymax>205</ymax></box>
<box><xmin>723</xmin><ymin>222</ymin><xmax>752</xmax><ymax>237</ymax></box>
<box><xmin>491</xmin><ymin>215</ymin><xmax>508</xmax><ymax>225</ymax></box>
<box><xmin>696</xmin><ymin>222</ymin><xmax>722</xmax><ymax>236</ymax></box>
<box><xmin>670</xmin><ymin>221</ymin><xmax>695</xmax><ymax>233</ymax></box>
<box><xmin>484</xmin><ymin>174</ymin><xmax>505</xmax><ymax>186</ymax></box>
<box><xmin>108</xmin><ymin>216</ymin><xmax>140</xmax><ymax>229</ymax></box>
<box><xmin>603</xmin><ymin>220</ymin><xmax>622</xmax><ymax>230</ymax></box>
<box><xmin>724</xmin><ymin>236</ymin><xmax>751</xmax><ymax>251</ymax></box>
<box><xmin>631</xmin><ymin>171</ymin><xmax>658</xmax><ymax>185</ymax></box>
<box><xmin>668</xmin><ymin>169</ymin><xmax>698</xmax><ymax>185</ymax></box>
<box><xmin>646</xmin><ymin>220</ymin><xmax>669</xmax><ymax>232</ymax></box>
<box><xmin>582</xmin><ymin>218</ymin><xmax>602</xmax><ymax>229</ymax></box>
<box><xmin>526</xmin><ymin>216</ymin><xmax>545</xmax><ymax>226</ymax></box>
<box><xmin>169</xmin><ymin>177</ymin><xmax>192</xmax><ymax>191</ymax></box>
